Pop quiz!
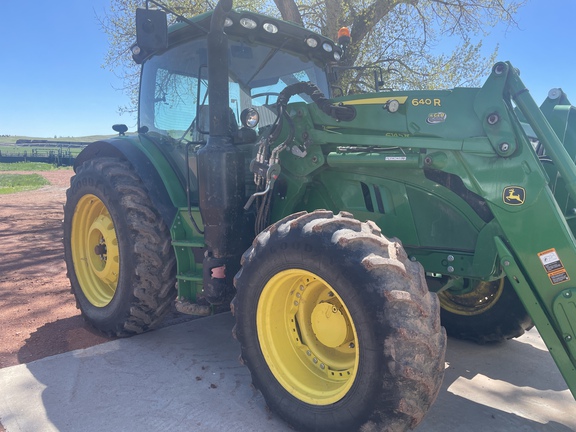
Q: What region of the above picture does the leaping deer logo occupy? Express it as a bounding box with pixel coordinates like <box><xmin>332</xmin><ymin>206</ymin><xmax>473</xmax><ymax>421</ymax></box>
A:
<box><xmin>503</xmin><ymin>187</ymin><xmax>525</xmax><ymax>205</ymax></box>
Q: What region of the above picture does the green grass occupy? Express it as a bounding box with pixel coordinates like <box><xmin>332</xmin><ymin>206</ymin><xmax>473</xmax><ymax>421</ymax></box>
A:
<box><xmin>0</xmin><ymin>173</ymin><xmax>50</xmax><ymax>194</ymax></box>
<box><xmin>0</xmin><ymin>162</ymin><xmax>57</xmax><ymax>171</ymax></box>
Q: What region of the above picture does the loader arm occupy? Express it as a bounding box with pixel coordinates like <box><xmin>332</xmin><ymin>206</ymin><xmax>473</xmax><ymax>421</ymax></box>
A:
<box><xmin>467</xmin><ymin>62</ymin><xmax>576</xmax><ymax>397</ymax></box>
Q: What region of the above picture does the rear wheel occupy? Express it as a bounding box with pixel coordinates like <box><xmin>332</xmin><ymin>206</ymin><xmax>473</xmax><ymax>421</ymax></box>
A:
<box><xmin>63</xmin><ymin>157</ymin><xmax>176</xmax><ymax>337</ymax></box>
<box><xmin>437</xmin><ymin>277</ymin><xmax>533</xmax><ymax>343</ymax></box>
<box><xmin>233</xmin><ymin>211</ymin><xmax>446</xmax><ymax>432</ymax></box>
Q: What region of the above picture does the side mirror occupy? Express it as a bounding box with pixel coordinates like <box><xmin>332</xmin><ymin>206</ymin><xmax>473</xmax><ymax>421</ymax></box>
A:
<box><xmin>136</xmin><ymin>8</ymin><xmax>168</xmax><ymax>53</ymax></box>
<box><xmin>112</xmin><ymin>124</ymin><xmax>128</xmax><ymax>136</ymax></box>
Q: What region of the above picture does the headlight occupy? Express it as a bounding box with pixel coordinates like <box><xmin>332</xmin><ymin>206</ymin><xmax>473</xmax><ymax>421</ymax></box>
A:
<box><xmin>240</xmin><ymin>18</ymin><xmax>257</xmax><ymax>29</ymax></box>
<box><xmin>241</xmin><ymin>108</ymin><xmax>260</xmax><ymax>128</ymax></box>
<box><xmin>263</xmin><ymin>22</ymin><xmax>279</xmax><ymax>34</ymax></box>
<box><xmin>305</xmin><ymin>37</ymin><xmax>318</xmax><ymax>48</ymax></box>
<box><xmin>386</xmin><ymin>99</ymin><xmax>400</xmax><ymax>113</ymax></box>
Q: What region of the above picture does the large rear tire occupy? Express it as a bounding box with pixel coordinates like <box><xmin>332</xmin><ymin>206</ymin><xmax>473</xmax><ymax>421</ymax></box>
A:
<box><xmin>437</xmin><ymin>277</ymin><xmax>533</xmax><ymax>343</ymax></box>
<box><xmin>233</xmin><ymin>211</ymin><xmax>446</xmax><ymax>432</ymax></box>
<box><xmin>63</xmin><ymin>157</ymin><xmax>176</xmax><ymax>337</ymax></box>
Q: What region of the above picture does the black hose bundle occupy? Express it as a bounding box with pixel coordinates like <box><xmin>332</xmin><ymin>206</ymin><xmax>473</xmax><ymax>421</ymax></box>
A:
<box><xmin>276</xmin><ymin>81</ymin><xmax>356</xmax><ymax>121</ymax></box>
<box><xmin>251</xmin><ymin>82</ymin><xmax>355</xmax><ymax>234</ymax></box>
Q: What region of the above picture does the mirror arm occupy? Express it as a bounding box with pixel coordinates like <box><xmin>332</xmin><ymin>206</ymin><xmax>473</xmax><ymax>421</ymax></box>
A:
<box><xmin>145</xmin><ymin>0</ymin><xmax>208</xmax><ymax>34</ymax></box>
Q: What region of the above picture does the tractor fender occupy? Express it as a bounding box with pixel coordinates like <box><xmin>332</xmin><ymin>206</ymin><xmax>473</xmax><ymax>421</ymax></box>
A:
<box><xmin>74</xmin><ymin>138</ymin><xmax>178</xmax><ymax>226</ymax></box>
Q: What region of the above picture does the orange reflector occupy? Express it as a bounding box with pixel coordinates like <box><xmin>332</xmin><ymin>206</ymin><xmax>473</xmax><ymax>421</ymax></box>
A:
<box><xmin>337</xmin><ymin>27</ymin><xmax>351</xmax><ymax>45</ymax></box>
<box><xmin>338</xmin><ymin>27</ymin><xmax>350</xmax><ymax>38</ymax></box>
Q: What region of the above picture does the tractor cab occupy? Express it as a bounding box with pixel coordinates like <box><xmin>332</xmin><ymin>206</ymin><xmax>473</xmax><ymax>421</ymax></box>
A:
<box><xmin>131</xmin><ymin>6</ymin><xmax>343</xmax><ymax>209</ymax></box>
<box><xmin>135</xmin><ymin>8</ymin><xmax>340</xmax><ymax>145</ymax></box>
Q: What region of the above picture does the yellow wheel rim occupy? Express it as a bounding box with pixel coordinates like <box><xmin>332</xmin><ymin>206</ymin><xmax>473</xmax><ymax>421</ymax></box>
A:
<box><xmin>439</xmin><ymin>279</ymin><xmax>505</xmax><ymax>316</ymax></box>
<box><xmin>257</xmin><ymin>269</ymin><xmax>359</xmax><ymax>405</ymax></box>
<box><xmin>71</xmin><ymin>194</ymin><xmax>120</xmax><ymax>307</ymax></box>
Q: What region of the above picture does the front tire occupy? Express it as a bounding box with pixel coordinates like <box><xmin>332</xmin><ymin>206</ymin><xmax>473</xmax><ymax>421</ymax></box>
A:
<box><xmin>233</xmin><ymin>211</ymin><xmax>446</xmax><ymax>432</ymax></box>
<box><xmin>63</xmin><ymin>157</ymin><xmax>176</xmax><ymax>337</ymax></box>
<box><xmin>437</xmin><ymin>277</ymin><xmax>533</xmax><ymax>343</ymax></box>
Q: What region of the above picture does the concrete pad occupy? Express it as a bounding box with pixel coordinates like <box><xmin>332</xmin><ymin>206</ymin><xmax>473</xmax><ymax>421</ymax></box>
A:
<box><xmin>420</xmin><ymin>329</ymin><xmax>575</xmax><ymax>432</ymax></box>
<box><xmin>0</xmin><ymin>313</ymin><xmax>290</xmax><ymax>432</ymax></box>
<box><xmin>0</xmin><ymin>312</ymin><xmax>574</xmax><ymax>432</ymax></box>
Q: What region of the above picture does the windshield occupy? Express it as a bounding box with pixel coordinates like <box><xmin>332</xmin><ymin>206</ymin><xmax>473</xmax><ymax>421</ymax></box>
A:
<box><xmin>139</xmin><ymin>37</ymin><xmax>330</xmax><ymax>140</ymax></box>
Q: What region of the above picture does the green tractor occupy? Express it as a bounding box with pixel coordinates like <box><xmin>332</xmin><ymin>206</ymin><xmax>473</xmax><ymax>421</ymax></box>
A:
<box><xmin>63</xmin><ymin>0</ymin><xmax>576</xmax><ymax>430</ymax></box>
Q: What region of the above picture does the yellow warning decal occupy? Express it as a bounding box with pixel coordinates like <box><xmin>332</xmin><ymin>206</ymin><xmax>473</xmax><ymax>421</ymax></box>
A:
<box><xmin>343</xmin><ymin>96</ymin><xmax>408</xmax><ymax>106</ymax></box>
<box><xmin>538</xmin><ymin>248</ymin><xmax>570</xmax><ymax>284</ymax></box>
<box><xmin>549</xmin><ymin>269</ymin><xmax>570</xmax><ymax>285</ymax></box>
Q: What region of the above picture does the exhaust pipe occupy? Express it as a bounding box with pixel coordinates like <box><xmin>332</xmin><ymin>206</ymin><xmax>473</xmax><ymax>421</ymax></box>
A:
<box><xmin>197</xmin><ymin>0</ymin><xmax>246</xmax><ymax>305</ymax></box>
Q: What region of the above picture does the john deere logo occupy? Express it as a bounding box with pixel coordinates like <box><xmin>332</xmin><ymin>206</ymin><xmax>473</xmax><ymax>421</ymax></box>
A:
<box><xmin>503</xmin><ymin>186</ymin><xmax>525</xmax><ymax>205</ymax></box>
<box><xmin>426</xmin><ymin>112</ymin><xmax>447</xmax><ymax>124</ymax></box>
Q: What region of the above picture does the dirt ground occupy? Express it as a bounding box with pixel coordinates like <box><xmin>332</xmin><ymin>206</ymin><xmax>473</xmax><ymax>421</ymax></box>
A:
<box><xmin>0</xmin><ymin>169</ymin><xmax>113</xmax><ymax>369</ymax></box>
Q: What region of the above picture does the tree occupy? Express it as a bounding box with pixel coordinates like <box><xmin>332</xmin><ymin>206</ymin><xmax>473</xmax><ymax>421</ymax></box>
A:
<box><xmin>100</xmin><ymin>0</ymin><xmax>525</xmax><ymax>109</ymax></box>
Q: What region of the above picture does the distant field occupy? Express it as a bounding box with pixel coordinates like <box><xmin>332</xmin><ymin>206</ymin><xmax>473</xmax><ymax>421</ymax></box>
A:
<box><xmin>0</xmin><ymin>135</ymin><xmax>114</xmax><ymax>156</ymax></box>
<box><xmin>0</xmin><ymin>135</ymin><xmax>113</xmax><ymax>144</ymax></box>
<box><xmin>0</xmin><ymin>144</ymin><xmax>85</xmax><ymax>158</ymax></box>
<box><xmin>0</xmin><ymin>135</ymin><xmax>115</xmax><ymax>165</ymax></box>
<box><xmin>0</xmin><ymin>162</ymin><xmax>58</xmax><ymax>171</ymax></box>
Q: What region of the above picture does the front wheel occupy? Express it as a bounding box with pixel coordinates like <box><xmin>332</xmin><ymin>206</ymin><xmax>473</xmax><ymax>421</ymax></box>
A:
<box><xmin>233</xmin><ymin>211</ymin><xmax>446</xmax><ymax>432</ymax></box>
<box><xmin>437</xmin><ymin>277</ymin><xmax>533</xmax><ymax>343</ymax></box>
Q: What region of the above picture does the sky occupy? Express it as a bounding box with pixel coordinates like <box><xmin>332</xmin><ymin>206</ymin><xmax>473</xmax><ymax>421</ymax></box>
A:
<box><xmin>0</xmin><ymin>0</ymin><xmax>574</xmax><ymax>138</ymax></box>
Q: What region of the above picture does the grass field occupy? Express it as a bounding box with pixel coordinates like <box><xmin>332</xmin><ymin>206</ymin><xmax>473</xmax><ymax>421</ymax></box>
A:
<box><xmin>0</xmin><ymin>173</ymin><xmax>50</xmax><ymax>194</ymax></box>
<box><xmin>0</xmin><ymin>162</ymin><xmax>58</xmax><ymax>171</ymax></box>
<box><xmin>0</xmin><ymin>162</ymin><xmax>70</xmax><ymax>194</ymax></box>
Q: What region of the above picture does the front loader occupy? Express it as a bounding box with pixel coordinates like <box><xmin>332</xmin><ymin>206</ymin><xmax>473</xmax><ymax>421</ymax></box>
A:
<box><xmin>63</xmin><ymin>0</ymin><xmax>576</xmax><ymax>430</ymax></box>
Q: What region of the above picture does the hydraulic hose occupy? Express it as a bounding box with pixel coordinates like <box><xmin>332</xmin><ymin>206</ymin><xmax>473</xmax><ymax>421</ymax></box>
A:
<box><xmin>277</xmin><ymin>81</ymin><xmax>356</xmax><ymax>121</ymax></box>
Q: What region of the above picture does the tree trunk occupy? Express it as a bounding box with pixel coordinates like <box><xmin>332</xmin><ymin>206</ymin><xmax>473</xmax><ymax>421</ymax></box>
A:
<box><xmin>273</xmin><ymin>0</ymin><xmax>303</xmax><ymax>24</ymax></box>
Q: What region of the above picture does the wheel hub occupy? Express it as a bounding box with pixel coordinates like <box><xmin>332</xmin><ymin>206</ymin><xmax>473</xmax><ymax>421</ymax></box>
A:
<box><xmin>94</xmin><ymin>243</ymin><xmax>107</xmax><ymax>256</ymax></box>
<box><xmin>87</xmin><ymin>215</ymin><xmax>119</xmax><ymax>285</ymax></box>
<box><xmin>311</xmin><ymin>302</ymin><xmax>349</xmax><ymax>348</ymax></box>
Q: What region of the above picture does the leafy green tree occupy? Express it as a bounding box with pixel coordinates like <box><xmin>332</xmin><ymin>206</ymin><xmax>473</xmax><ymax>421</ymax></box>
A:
<box><xmin>100</xmin><ymin>0</ymin><xmax>525</xmax><ymax>109</ymax></box>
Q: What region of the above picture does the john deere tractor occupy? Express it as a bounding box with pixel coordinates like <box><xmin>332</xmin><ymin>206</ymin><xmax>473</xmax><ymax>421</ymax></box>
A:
<box><xmin>63</xmin><ymin>0</ymin><xmax>576</xmax><ymax>430</ymax></box>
